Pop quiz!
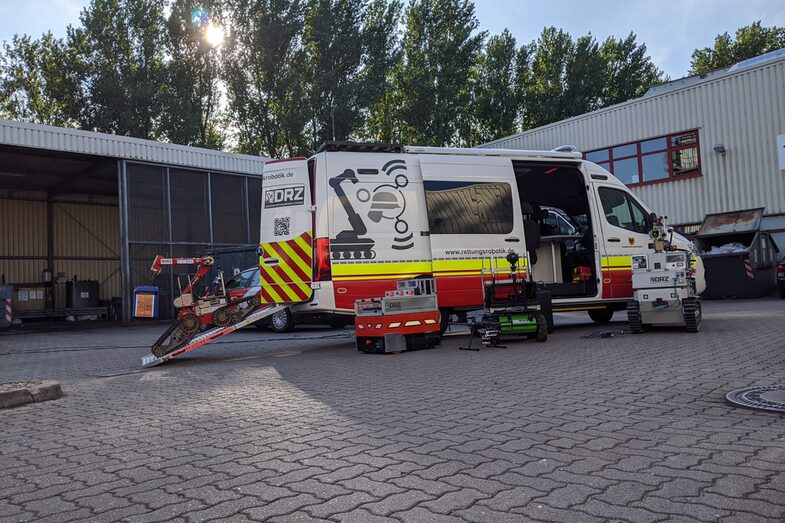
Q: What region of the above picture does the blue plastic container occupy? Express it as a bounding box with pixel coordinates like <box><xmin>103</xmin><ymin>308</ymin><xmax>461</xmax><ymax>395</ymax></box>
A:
<box><xmin>133</xmin><ymin>286</ymin><xmax>159</xmax><ymax>318</ymax></box>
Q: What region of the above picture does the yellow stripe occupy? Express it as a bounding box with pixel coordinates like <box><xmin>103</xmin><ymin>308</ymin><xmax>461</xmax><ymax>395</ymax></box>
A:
<box><xmin>260</xmin><ymin>263</ymin><xmax>300</xmax><ymax>301</ymax></box>
<box><xmin>601</xmin><ymin>255</ymin><xmax>632</xmax><ymax>267</ymax></box>
<box><xmin>331</xmin><ymin>261</ymin><xmax>432</xmax><ymax>277</ymax></box>
<box><xmin>260</xmin><ymin>271</ymin><xmax>285</xmax><ymax>302</ymax></box>
<box><xmin>334</xmin><ymin>273</ymin><xmax>424</xmax><ymax>281</ymax></box>
<box><xmin>296</xmin><ymin>283</ymin><xmax>312</xmax><ymax>298</ymax></box>
<box><xmin>601</xmin><ymin>267</ymin><xmax>632</xmax><ymax>272</ymax></box>
<box><xmin>277</xmin><ymin>241</ymin><xmax>311</xmax><ymax>276</ymax></box>
<box><xmin>263</xmin><ymin>244</ymin><xmax>304</xmax><ymax>286</ymax></box>
<box><xmin>293</xmin><ymin>235</ymin><xmax>312</xmax><ymax>256</ymax></box>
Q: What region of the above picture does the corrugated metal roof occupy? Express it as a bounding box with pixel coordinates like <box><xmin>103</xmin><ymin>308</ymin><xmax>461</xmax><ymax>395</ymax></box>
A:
<box><xmin>482</xmin><ymin>51</ymin><xmax>785</xmax><ymax>150</ymax></box>
<box><xmin>0</xmin><ymin>119</ymin><xmax>268</xmax><ymax>175</ymax></box>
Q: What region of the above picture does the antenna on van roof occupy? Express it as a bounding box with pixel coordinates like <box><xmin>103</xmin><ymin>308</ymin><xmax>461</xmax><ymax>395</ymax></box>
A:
<box><xmin>552</xmin><ymin>145</ymin><xmax>579</xmax><ymax>153</ymax></box>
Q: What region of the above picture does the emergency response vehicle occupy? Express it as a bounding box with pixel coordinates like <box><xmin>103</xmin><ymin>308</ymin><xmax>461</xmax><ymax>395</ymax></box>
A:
<box><xmin>258</xmin><ymin>142</ymin><xmax>706</xmax><ymax>330</ymax></box>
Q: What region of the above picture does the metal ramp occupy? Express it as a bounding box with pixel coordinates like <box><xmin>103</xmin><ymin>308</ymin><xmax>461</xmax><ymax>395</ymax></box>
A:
<box><xmin>141</xmin><ymin>303</ymin><xmax>286</xmax><ymax>368</ymax></box>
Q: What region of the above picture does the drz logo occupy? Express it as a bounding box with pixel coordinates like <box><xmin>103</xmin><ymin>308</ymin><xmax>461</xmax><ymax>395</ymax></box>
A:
<box><xmin>265</xmin><ymin>185</ymin><xmax>305</xmax><ymax>209</ymax></box>
<box><xmin>651</xmin><ymin>276</ymin><xmax>669</xmax><ymax>283</ymax></box>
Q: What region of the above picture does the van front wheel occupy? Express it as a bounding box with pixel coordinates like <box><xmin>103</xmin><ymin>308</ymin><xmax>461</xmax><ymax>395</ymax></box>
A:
<box><xmin>588</xmin><ymin>308</ymin><xmax>614</xmax><ymax>324</ymax></box>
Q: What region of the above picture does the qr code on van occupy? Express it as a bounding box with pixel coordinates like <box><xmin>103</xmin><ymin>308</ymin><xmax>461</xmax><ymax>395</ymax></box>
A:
<box><xmin>274</xmin><ymin>217</ymin><xmax>290</xmax><ymax>237</ymax></box>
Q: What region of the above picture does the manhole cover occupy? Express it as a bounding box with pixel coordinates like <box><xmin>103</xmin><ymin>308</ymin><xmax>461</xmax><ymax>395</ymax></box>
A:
<box><xmin>725</xmin><ymin>385</ymin><xmax>785</xmax><ymax>413</ymax></box>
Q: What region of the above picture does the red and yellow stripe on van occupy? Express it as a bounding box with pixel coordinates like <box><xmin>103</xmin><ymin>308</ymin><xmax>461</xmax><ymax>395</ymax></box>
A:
<box><xmin>433</xmin><ymin>257</ymin><xmax>528</xmax><ymax>309</ymax></box>
<box><xmin>601</xmin><ymin>255</ymin><xmax>633</xmax><ymax>298</ymax></box>
<box><xmin>259</xmin><ymin>231</ymin><xmax>313</xmax><ymax>303</ymax></box>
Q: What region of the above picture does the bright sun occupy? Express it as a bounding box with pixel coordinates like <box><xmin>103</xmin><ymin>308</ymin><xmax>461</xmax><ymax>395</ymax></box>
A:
<box><xmin>205</xmin><ymin>23</ymin><xmax>225</xmax><ymax>48</ymax></box>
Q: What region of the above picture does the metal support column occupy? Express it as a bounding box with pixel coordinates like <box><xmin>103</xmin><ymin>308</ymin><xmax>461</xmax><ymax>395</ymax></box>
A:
<box><xmin>118</xmin><ymin>160</ymin><xmax>132</xmax><ymax>325</ymax></box>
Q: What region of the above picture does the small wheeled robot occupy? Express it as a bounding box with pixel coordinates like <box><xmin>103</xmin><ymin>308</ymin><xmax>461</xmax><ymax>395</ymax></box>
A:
<box><xmin>464</xmin><ymin>252</ymin><xmax>551</xmax><ymax>349</ymax></box>
<box><xmin>354</xmin><ymin>278</ymin><xmax>441</xmax><ymax>353</ymax></box>
<box><xmin>627</xmin><ymin>216</ymin><xmax>701</xmax><ymax>333</ymax></box>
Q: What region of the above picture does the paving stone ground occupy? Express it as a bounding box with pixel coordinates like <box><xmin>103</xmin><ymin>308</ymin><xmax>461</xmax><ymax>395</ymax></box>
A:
<box><xmin>1</xmin><ymin>298</ymin><xmax>784</xmax><ymax>522</ymax></box>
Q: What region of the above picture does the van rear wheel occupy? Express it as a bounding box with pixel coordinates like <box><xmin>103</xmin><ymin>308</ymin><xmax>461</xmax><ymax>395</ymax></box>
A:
<box><xmin>439</xmin><ymin>308</ymin><xmax>450</xmax><ymax>335</ymax></box>
<box><xmin>588</xmin><ymin>308</ymin><xmax>614</xmax><ymax>324</ymax></box>
<box><xmin>270</xmin><ymin>308</ymin><xmax>295</xmax><ymax>333</ymax></box>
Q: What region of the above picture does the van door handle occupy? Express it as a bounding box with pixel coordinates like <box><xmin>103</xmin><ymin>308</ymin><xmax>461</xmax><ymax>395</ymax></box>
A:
<box><xmin>608</xmin><ymin>237</ymin><xmax>621</xmax><ymax>243</ymax></box>
<box><xmin>505</xmin><ymin>237</ymin><xmax>520</xmax><ymax>243</ymax></box>
<box><xmin>263</xmin><ymin>257</ymin><xmax>279</xmax><ymax>265</ymax></box>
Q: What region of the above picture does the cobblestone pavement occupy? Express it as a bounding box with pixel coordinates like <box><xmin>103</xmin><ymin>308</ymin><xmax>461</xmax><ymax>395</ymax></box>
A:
<box><xmin>1</xmin><ymin>298</ymin><xmax>784</xmax><ymax>522</ymax></box>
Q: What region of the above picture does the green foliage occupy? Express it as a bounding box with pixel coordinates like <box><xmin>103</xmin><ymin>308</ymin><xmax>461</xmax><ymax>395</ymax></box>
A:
<box><xmin>360</xmin><ymin>0</ymin><xmax>402</xmax><ymax>142</ymax></box>
<box><xmin>303</xmin><ymin>0</ymin><xmax>365</xmax><ymax>146</ymax></box>
<box><xmin>0</xmin><ymin>0</ymin><xmax>680</xmax><ymax>152</ymax></box>
<box><xmin>69</xmin><ymin>0</ymin><xmax>168</xmax><ymax>139</ymax></box>
<box><xmin>223</xmin><ymin>0</ymin><xmax>310</xmax><ymax>157</ymax></box>
<box><xmin>690</xmin><ymin>21</ymin><xmax>785</xmax><ymax>74</ymax></box>
<box><xmin>161</xmin><ymin>0</ymin><xmax>225</xmax><ymax>149</ymax></box>
<box><xmin>472</xmin><ymin>29</ymin><xmax>519</xmax><ymax>143</ymax></box>
<box><xmin>0</xmin><ymin>33</ymin><xmax>82</xmax><ymax>126</ymax></box>
<box><xmin>391</xmin><ymin>0</ymin><xmax>485</xmax><ymax>146</ymax></box>
<box><xmin>600</xmin><ymin>32</ymin><xmax>664</xmax><ymax>106</ymax></box>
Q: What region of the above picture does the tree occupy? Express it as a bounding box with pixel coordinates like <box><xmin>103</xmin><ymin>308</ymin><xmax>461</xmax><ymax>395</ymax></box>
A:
<box><xmin>223</xmin><ymin>0</ymin><xmax>310</xmax><ymax>157</ymax></box>
<box><xmin>600</xmin><ymin>32</ymin><xmax>664</xmax><ymax>106</ymax></box>
<box><xmin>359</xmin><ymin>0</ymin><xmax>402</xmax><ymax>142</ymax></box>
<box><xmin>563</xmin><ymin>34</ymin><xmax>604</xmax><ymax>116</ymax></box>
<box><xmin>0</xmin><ymin>32</ymin><xmax>82</xmax><ymax>126</ymax></box>
<box><xmin>161</xmin><ymin>0</ymin><xmax>224</xmax><ymax>148</ymax></box>
<box><xmin>472</xmin><ymin>29</ymin><xmax>519</xmax><ymax>143</ymax></box>
<box><xmin>69</xmin><ymin>0</ymin><xmax>168</xmax><ymax>139</ymax></box>
<box><xmin>391</xmin><ymin>0</ymin><xmax>485</xmax><ymax>146</ymax></box>
<box><xmin>303</xmin><ymin>0</ymin><xmax>365</xmax><ymax>147</ymax></box>
<box><xmin>690</xmin><ymin>21</ymin><xmax>785</xmax><ymax>74</ymax></box>
<box><xmin>524</xmin><ymin>27</ymin><xmax>573</xmax><ymax>128</ymax></box>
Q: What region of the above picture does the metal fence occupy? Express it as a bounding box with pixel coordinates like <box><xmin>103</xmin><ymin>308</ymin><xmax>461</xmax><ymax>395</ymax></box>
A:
<box><xmin>119</xmin><ymin>161</ymin><xmax>263</xmax><ymax>322</ymax></box>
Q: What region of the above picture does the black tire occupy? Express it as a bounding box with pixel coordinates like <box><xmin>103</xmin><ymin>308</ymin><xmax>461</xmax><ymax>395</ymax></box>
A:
<box><xmin>269</xmin><ymin>307</ymin><xmax>295</xmax><ymax>333</ymax></box>
<box><xmin>626</xmin><ymin>301</ymin><xmax>644</xmax><ymax>334</ymax></box>
<box><xmin>683</xmin><ymin>298</ymin><xmax>701</xmax><ymax>333</ymax></box>
<box><xmin>535</xmin><ymin>313</ymin><xmax>548</xmax><ymax>342</ymax></box>
<box><xmin>779</xmin><ymin>283</ymin><xmax>785</xmax><ymax>299</ymax></box>
<box><xmin>588</xmin><ymin>308</ymin><xmax>614</xmax><ymax>324</ymax></box>
<box><xmin>439</xmin><ymin>308</ymin><xmax>450</xmax><ymax>335</ymax></box>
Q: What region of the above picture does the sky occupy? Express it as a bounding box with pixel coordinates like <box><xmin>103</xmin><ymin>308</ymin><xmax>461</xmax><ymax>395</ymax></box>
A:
<box><xmin>1</xmin><ymin>0</ymin><xmax>784</xmax><ymax>79</ymax></box>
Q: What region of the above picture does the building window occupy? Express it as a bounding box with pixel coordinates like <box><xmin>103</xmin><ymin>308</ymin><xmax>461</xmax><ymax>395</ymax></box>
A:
<box><xmin>584</xmin><ymin>130</ymin><xmax>701</xmax><ymax>186</ymax></box>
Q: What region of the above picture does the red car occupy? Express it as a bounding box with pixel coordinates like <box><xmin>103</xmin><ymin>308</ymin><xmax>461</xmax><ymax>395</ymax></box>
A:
<box><xmin>777</xmin><ymin>259</ymin><xmax>785</xmax><ymax>299</ymax></box>
<box><xmin>223</xmin><ymin>267</ymin><xmax>351</xmax><ymax>332</ymax></box>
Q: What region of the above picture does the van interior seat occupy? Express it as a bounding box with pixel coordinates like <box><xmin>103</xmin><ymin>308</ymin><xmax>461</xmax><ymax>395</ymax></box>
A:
<box><xmin>520</xmin><ymin>202</ymin><xmax>540</xmax><ymax>265</ymax></box>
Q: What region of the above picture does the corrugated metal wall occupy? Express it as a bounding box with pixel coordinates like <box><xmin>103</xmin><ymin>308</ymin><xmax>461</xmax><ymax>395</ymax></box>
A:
<box><xmin>0</xmin><ymin>190</ymin><xmax>120</xmax><ymax>301</ymax></box>
<box><xmin>483</xmin><ymin>58</ymin><xmax>785</xmax><ymax>225</ymax></box>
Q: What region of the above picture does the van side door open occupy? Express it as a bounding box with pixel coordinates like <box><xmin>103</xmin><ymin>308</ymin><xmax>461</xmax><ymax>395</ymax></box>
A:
<box><xmin>259</xmin><ymin>159</ymin><xmax>313</xmax><ymax>304</ymax></box>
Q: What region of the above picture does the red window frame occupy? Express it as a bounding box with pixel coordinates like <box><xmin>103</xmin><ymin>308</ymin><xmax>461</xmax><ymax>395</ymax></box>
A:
<box><xmin>584</xmin><ymin>129</ymin><xmax>702</xmax><ymax>187</ymax></box>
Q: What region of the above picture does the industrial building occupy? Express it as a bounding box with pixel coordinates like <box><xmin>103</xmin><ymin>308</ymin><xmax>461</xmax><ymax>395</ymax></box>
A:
<box><xmin>482</xmin><ymin>49</ymin><xmax>785</xmax><ymax>250</ymax></box>
<box><xmin>0</xmin><ymin>120</ymin><xmax>267</xmax><ymax>324</ymax></box>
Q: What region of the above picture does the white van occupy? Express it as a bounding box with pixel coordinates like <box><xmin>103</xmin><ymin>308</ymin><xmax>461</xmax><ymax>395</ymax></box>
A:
<box><xmin>258</xmin><ymin>143</ymin><xmax>705</xmax><ymax>329</ymax></box>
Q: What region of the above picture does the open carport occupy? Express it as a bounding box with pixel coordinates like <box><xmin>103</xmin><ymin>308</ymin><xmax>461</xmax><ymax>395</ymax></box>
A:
<box><xmin>0</xmin><ymin>120</ymin><xmax>267</xmax><ymax>325</ymax></box>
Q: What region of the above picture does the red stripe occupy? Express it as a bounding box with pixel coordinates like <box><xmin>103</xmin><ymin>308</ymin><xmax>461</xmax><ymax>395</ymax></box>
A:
<box><xmin>259</xmin><ymin>286</ymin><xmax>274</xmax><ymax>304</ymax></box>
<box><xmin>269</xmin><ymin>241</ymin><xmax>311</xmax><ymax>283</ymax></box>
<box><xmin>289</xmin><ymin>235</ymin><xmax>312</xmax><ymax>265</ymax></box>
<box><xmin>269</xmin><ymin>263</ymin><xmax>309</xmax><ymax>301</ymax></box>
<box><xmin>288</xmin><ymin>240</ymin><xmax>312</xmax><ymax>270</ymax></box>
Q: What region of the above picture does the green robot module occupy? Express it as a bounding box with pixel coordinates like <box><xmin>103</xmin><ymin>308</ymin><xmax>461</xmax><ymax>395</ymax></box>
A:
<box><xmin>463</xmin><ymin>252</ymin><xmax>551</xmax><ymax>349</ymax></box>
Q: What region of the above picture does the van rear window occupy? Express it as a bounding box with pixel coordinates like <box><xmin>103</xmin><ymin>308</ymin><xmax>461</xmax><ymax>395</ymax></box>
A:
<box><xmin>424</xmin><ymin>181</ymin><xmax>513</xmax><ymax>235</ymax></box>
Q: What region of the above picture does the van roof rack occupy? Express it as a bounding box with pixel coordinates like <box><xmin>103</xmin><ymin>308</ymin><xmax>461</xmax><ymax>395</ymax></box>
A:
<box><xmin>317</xmin><ymin>141</ymin><xmax>403</xmax><ymax>153</ymax></box>
<box><xmin>403</xmin><ymin>145</ymin><xmax>583</xmax><ymax>160</ymax></box>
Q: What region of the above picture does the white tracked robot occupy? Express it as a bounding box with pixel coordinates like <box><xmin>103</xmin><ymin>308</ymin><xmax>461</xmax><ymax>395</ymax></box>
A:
<box><xmin>627</xmin><ymin>216</ymin><xmax>701</xmax><ymax>333</ymax></box>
